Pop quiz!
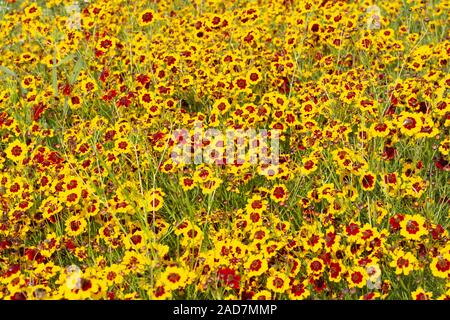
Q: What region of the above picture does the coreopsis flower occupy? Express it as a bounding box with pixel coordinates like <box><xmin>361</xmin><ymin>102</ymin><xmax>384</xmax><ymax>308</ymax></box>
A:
<box><xmin>347</xmin><ymin>267</ymin><xmax>368</xmax><ymax>289</ymax></box>
<box><xmin>439</xmin><ymin>138</ymin><xmax>450</xmax><ymax>155</ymax></box>
<box><xmin>217</xmin><ymin>267</ymin><xmax>240</xmax><ymax>290</ymax></box>
<box><xmin>245</xmin><ymin>195</ymin><xmax>267</xmax><ymax>214</ymax></box>
<box><xmin>179</xmin><ymin>176</ymin><xmax>196</xmax><ymax>191</ymax></box>
<box><xmin>370</xmin><ymin>121</ymin><xmax>392</xmax><ymax>138</ymax></box>
<box><xmin>0</xmin><ymin>0</ymin><xmax>449</xmax><ymax>301</ymax></box>
<box><xmin>360</xmin><ymin>172</ymin><xmax>377</xmax><ymax>191</ymax></box>
<box><xmin>5</xmin><ymin>139</ymin><xmax>28</xmax><ymax>163</ymax></box>
<box><xmin>246</xmin><ymin>68</ymin><xmax>262</xmax><ymax>85</ymax></box>
<box><xmin>397</xmin><ymin>112</ymin><xmax>423</xmax><ymax>136</ymax></box>
<box><xmin>138</xmin><ymin>9</ymin><xmax>155</xmax><ymax>27</ymax></box>
<box><xmin>300</xmin><ymin>157</ymin><xmax>318</xmax><ymax>175</ymax></box>
<box><xmin>148</xmin><ymin>282</ymin><xmax>171</xmax><ymax>300</ymax></box>
<box><xmin>144</xmin><ymin>188</ymin><xmax>165</xmax><ymax>212</ymax></box>
<box><xmin>160</xmin><ymin>266</ymin><xmax>189</xmax><ymax>291</ymax></box>
<box><xmin>68</xmin><ymin>95</ymin><xmax>83</xmax><ymax>109</ymax></box>
<box><xmin>412</xmin><ymin>288</ymin><xmax>432</xmax><ymax>300</ymax></box>
<box><xmin>65</xmin><ymin>215</ymin><xmax>87</xmax><ymax>237</ymax></box>
<box><xmin>360</xmin><ymin>292</ymin><xmax>381</xmax><ymax>300</ymax></box>
<box><xmin>288</xmin><ymin>280</ymin><xmax>310</xmax><ymax>300</ymax></box>
<box><xmin>270</xmin><ymin>184</ymin><xmax>288</xmax><ymax>203</ymax></box>
<box><xmin>252</xmin><ymin>290</ymin><xmax>272</xmax><ymax>300</ymax></box>
<box><xmin>244</xmin><ymin>255</ymin><xmax>268</xmax><ymax>277</ymax></box>
<box><xmin>307</xmin><ymin>258</ymin><xmax>325</xmax><ymax>277</ymax></box>
<box><xmin>389</xmin><ymin>250</ymin><xmax>417</xmax><ymax>275</ymax></box>
<box><xmin>429</xmin><ymin>254</ymin><xmax>450</xmax><ymax>278</ymax></box>
<box><xmin>80</xmin><ymin>79</ymin><xmax>98</xmax><ymax>93</ymax></box>
<box><xmin>212</xmin><ymin>98</ymin><xmax>231</xmax><ymax>115</ymax></box>
<box><xmin>114</xmin><ymin>138</ymin><xmax>132</xmax><ymax>154</ymax></box>
<box><xmin>328</xmin><ymin>261</ymin><xmax>345</xmax><ymax>283</ymax></box>
<box><xmin>251</xmin><ymin>227</ymin><xmax>269</xmax><ymax>244</ymax></box>
<box><xmin>200</xmin><ymin>177</ymin><xmax>222</xmax><ymax>194</ymax></box>
<box><xmin>399</xmin><ymin>214</ymin><xmax>428</xmax><ymax>241</ymax></box>
<box><xmin>266</xmin><ymin>272</ymin><xmax>289</xmax><ymax>293</ymax></box>
<box><xmin>24</xmin><ymin>3</ymin><xmax>41</xmax><ymax>18</ymax></box>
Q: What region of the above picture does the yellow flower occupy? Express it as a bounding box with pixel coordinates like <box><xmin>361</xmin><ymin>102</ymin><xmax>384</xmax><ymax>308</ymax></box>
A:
<box><xmin>253</xmin><ymin>290</ymin><xmax>272</xmax><ymax>300</ymax></box>
<box><xmin>200</xmin><ymin>177</ymin><xmax>222</xmax><ymax>195</ymax></box>
<box><xmin>430</xmin><ymin>254</ymin><xmax>450</xmax><ymax>279</ymax></box>
<box><xmin>389</xmin><ymin>250</ymin><xmax>417</xmax><ymax>275</ymax></box>
<box><xmin>179</xmin><ymin>176</ymin><xmax>196</xmax><ymax>191</ymax></box>
<box><xmin>245</xmin><ymin>195</ymin><xmax>267</xmax><ymax>214</ymax></box>
<box><xmin>160</xmin><ymin>266</ymin><xmax>189</xmax><ymax>291</ymax></box>
<box><xmin>24</xmin><ymin>3</ymin><xmax>41</xmax><ymax>18</ymax></box>
<box><xmin>347</xmin><ymin>266</ymin><xmax>368</xmax><ymax>288</ymax></box>
<box><xmin>65</xmin><ymin>215</ymin><xmax>87</xmax><ymax>237</ymax></box>
<box><xmin>307</xmin><ymin>258</ymin><xmax>325</xmax><ymax>276</ymax></box>
<box><xmin>246</xmin><ymin>68</ymin><xmax>262</xmax><ymax>85</ymax></box>
<box><xmin>266</xmin><ymin>272</ymin><xmax>289</xmax><ymax>293</ymax></box>
<box><xmin>270</xmin><ymin>184</ymin><xmax>288</xmax><ymax>203</ymax></box>
<box><xmin>369</xmin><ymin>121</ymin><xmax>392</xmax><ymax>138</ymax></box>
<box><xmin>144</xmin><ymin>192</ymin><xmax>164</xmax><ymax>212</ymax></box>
<box><xmin>399</xmin><ymin>214</ymin><xmax>428</xmax><ymax>240</ymax></box>
<box><xmin>360</xmin><ymin>171</ymin><xmax>377</xmax><ymax>191</ymax></box>
<box><xmin>244</xmin><ymin>255</ymin><xmax>268</xmax><ymax>277</ymax></box>
<box><xmin>21</xmin><ymin>75</ymin><xmax>36</xmax><ymax>89</ymax></box>
<box><xmin>148</xmin><ymin>282</ymin><xmax>171</xmax><ymax>300</ymax></box>
<box><xmin>104</xmin><ymin>265</ymin><xmax>124</xmax><ymax>286</ymax></box>
<box><xmin>138</xmin><ymin>9</ymin><xmax>156</xmax><ymax>27</ymax></box>
<box><xmin>397</xmin><ymin>112</ymin><xmax>423</xmax><ymax>136</ymax></box>
<box><xmin>212</xmin><ymin>98</ymin><xmax>231</xmax><ymax>115</ymax></box>
<box><xmin>5</xmin><ymin>139</ymin><xmax>28</xmax><ymax>163</ymax></box>
<box><xmin>114</xmin><ymin>138</ymin><xmax>132</xmax><ymax>154</ymax></box>
<box><xmin>411</xmin><ymin>287</ymin><xmax>432</xmax><ymax>300</ymax></box>
<box><xmin>288</xmin><ymin>280</ymin><xmax>310</xmax><ymax>300</ymax></box>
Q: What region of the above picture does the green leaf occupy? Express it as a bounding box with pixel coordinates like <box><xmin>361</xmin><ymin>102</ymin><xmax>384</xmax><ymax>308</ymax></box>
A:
<box><xmin>0</xmin><ymin>65</ymin><xmax>17</xmax><ymax>78</ymax></box>
<box><xmin>52</xmin><ymin>47</ymin><xmax>58</xmax><ymax>97</ymax></box>
<box><xmin>70</xmin><ymin>58</ymin><xmax>84</xmax><ymax>84</ymax></box>
<box><xmin>55</xmin><ymin>54</ymin><xmax>75</xmax><ymax>67</ymax></box>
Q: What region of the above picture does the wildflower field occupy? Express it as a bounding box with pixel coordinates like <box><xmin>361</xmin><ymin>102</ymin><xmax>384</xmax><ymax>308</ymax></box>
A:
<box><xmin>0</xmin><ymin>0</ymin><xmax>449</xmax><ymax>300</ymax></box>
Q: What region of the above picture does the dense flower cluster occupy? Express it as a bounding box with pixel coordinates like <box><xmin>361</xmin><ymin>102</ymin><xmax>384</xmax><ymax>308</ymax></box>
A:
<box><xmin>0</xmin><ymin>0</ymin><xmax>449</xmax><ymax>300</ymax></box>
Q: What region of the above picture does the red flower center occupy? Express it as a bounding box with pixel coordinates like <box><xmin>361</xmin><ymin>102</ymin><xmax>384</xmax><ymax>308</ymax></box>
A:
<box><xmin>236</xmin><ymin>79</ymin><xmax>247</xmax><ymax>89</ymax></box>
<box><xmin>405</xmin><ymin>220</ymin><xmax>420</xmax><ymax>234</ymax></box>
<box><xmin>142</xmin><ymin>12</ymin><xmax>154</xmax><ymax>23</ymax></box>
<box><xmin>397</xmin><ymin>257</ymin><xmax>409</xmax><ymax>268</ymax></box>
<box><xmin>251</xmin><ymin>200</ymin><xmax>263</xmax><ymax>209</ymax></box>
<box><xmin>362</xmin><ymin>175</ymin><xmax>375</xmax><ymax>189</ymax></box>
<box><xmin>250</xmin><ymin>260</ymin><xmax>262</xmax><ymax>271</ymax></box>
<box><xmin>167</xmin><ymin>273</ymin><xmax>181</xmax><ymax>283</ymax></box>
<box><xmin>272</xmin><ymin>277</ymin><xmax>284</xmax><ymax>288</ymax></box>
<box><xmin>273</xmin><ymin>187</ymin><xmax>285</xmax><ymax>199</ymax></box>
<box><xmin>250</xmin><ymin>73</ymin><xmax>259</xmax><ymax>81</ymax></box>
<box><xmin>351</xmin><ymin>272</ymin><xmax>363</xmax><ymax>284</ymax></box>
<box><xmin>70</xmin><ymin>220</ymin><xmax>81</xmax><ymax>231</ymax></box>
<box><xmin>403</xmin><ymin>117</ymin><xmax>417</xmax><ymax>130</ymax></box>
<box><xmin>436</xmin><ymin>258</ymin><xmax>450</xmax><ymax>272</ymax></box>
<box><xmin>310</xmin><ymin>260</ymin><xmax>322</xmax><ymax>272</ymax></box>
<box><xmin>11</xmin><ymin>146</ymin><xmax>23</xmax><ymax>157</ymax></box>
